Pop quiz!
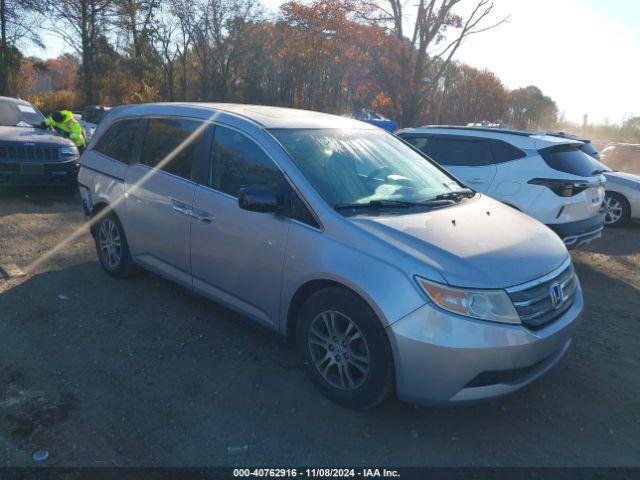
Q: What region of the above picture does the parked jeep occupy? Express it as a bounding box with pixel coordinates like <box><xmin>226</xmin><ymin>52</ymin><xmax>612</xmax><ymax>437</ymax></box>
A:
<box><xmin>0</xmin><ymin>96</ymin><xmax>80</xmax><ymax>192</ymax></box>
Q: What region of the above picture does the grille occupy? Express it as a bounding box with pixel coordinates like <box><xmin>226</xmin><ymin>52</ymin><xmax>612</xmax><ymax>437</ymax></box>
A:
<box><xmin>507</xmin><ymin>260</ymin><xmax>578</xmax><ymax>330</ymax></box>
<box><xmin>0</xmin><ymin>145</ymin><xmax>59</xmax><ymax>162</ymax></box>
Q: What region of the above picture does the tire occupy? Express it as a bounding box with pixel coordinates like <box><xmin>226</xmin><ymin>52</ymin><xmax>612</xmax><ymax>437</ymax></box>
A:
<box><xmin>93</xmin><ymin>211</ymin><xmax>137</xmax><ymax>278</ymax></box>
<box><xmin>603</xmin><ymin>192</ymin><xmax>630</xmax><ymax>227</ymax></box>
<box><xmin>296</xmin><ymin>287</ymin><xmax>395</xmax><ymax>409</ymax></box>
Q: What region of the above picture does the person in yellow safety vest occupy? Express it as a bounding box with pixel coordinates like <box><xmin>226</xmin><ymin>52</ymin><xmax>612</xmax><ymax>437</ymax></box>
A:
<box><xmin>40</xmin><ymin>110</ymin><xmax>86</xmax><ymax>152</ymax></box>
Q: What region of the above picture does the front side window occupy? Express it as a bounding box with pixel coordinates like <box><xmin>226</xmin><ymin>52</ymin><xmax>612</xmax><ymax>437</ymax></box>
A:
<box><xmin>539</xmin><ymin>144</ymin><xmax>602</xmax><ymax>177</ymax></box>
<box><xmin>141</xmin><ymin>118</ymin><xmax>203</xmax><ymax>180</ymax></box>
<box><xmin>270</xmin><ymin>128</ymin><xmax>464</xmax><ymax>208</ymax></box>
<box><xmin>210</xmin><ymin>125</ymin><xmax>285</xmax><ymax>196</ymax></box>
<box><xmin>94</xmin><ymin>118</ymin><xmax>140</xmax><ymax>163</ymax></box>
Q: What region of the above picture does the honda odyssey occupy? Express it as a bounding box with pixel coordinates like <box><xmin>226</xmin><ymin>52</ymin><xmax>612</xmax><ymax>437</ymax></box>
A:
<box><xmin>78</xmin><ymin>104</ymin><xmax>582</xmax><ymax>408</ymax></box>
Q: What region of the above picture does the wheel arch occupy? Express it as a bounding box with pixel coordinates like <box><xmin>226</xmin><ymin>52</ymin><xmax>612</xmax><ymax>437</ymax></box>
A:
<box><xmin>89</xmin><ymin>201</ymin><xmax>117</xmax><ymax>236</ymax></box>
<box><xmin>286</xmin><ymin>279</ymin><xmax>380</xmax><ymax>342</ymax></box>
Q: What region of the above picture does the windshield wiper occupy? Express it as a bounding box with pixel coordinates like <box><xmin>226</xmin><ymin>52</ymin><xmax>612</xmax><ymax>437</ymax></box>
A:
<box><xmin>334</xmin><ymin>199</ymin><xmax>441</xmax><ymax>210</ymax></box>
<box><xmin>591</xmin><ymin>169</ymin><xmax>609</xmax><ymax>175</ymax></box>
<box><xmin>422</xmin><ymin>189</ymin><xmax>475</xmax><ymax>202</ymax></box>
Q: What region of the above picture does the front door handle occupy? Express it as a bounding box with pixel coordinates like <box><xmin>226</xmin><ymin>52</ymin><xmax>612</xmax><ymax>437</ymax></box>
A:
<box><xmin>190</xmin><ymin>208</ymin><xmax>214</xmax><ymax>223</ymax></box>
<box><xmin>467</xmin><ymin>178</ymin><xmax>486</xmax><ymax>184</ymax></box>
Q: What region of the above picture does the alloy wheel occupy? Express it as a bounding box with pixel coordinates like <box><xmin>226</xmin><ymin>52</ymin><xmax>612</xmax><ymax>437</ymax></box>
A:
<box><xmin>98</xmin><ymin>219</ymin><xmax>122</xmax><ymax>268</ymax></box>
<box><xmin>307</xmin><ymin>310</ymin><xmax>370</xmax><ymax>391</ymax></box>
<box><xmin>603</xmin><ymin>196</ymin><xmax>623</xmax><ymax>225</ymax></box>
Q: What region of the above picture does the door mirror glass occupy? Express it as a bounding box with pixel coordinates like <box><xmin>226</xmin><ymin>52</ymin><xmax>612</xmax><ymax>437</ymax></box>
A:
<box><xmin>238</xmin><ymin>186</ymin><xmax>278</xmax><ymax>213</ymax></box>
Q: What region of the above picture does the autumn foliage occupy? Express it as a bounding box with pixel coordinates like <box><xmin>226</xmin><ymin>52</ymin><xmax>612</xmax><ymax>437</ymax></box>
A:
<box><xmin>9</xmin><ymin>0</ymin><xmax>561</xmax><ymax>129</ymax></box>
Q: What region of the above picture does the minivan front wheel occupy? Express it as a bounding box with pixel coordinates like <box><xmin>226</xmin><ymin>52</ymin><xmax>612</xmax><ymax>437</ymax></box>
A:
<box><xmin>94</xmin><ymin>212</ymin><xmax>136</xmax><ymax>278</ymax></box>
<box><xmin>296</xmin><ymin>287</ymin><xmax>394</xmax><ymax>409</ymax></box>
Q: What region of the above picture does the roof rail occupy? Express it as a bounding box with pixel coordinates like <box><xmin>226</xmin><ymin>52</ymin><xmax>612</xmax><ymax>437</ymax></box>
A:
<box><xmin>417</xmin><ymin>125</ymin><xmax>534</xmax><ymax>137</ymax></box>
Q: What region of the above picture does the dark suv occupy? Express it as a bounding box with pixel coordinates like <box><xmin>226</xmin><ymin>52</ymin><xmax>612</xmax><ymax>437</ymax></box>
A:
<box><xmin>0</xmin><ymin>96</ymin><xmax>80</xmax><ymax>191</ymax></box>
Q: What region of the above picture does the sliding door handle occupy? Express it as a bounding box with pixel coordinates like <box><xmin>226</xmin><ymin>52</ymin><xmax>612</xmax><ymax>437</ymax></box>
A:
<box><xmin>171</xmin><ymin>199</ymin><xmax>191</xmax><ymax>216</ymax></box>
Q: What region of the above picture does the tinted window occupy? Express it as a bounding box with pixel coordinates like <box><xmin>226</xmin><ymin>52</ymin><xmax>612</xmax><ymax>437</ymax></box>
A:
<box><xmin>141</xmin><ymin>118</ymin><xmax>203</xmax><ymax>179</ymax></box>
<box><xmin>430</xmin><ymin>137</ymin><xmax>492</xmax><ymax>167</ymax></box>
<box><xmin>210</xmin><ymin>125</ymin><xmax>285</xmax><ymax>197</ymax></box>
<box><xmin>290</xmin><ymin>192</ymin><xmax>318</xmax><ymax>227</ymax></box>
<box><xmin>94</xmin><ymin>118</ymin><xmax>140</xmax><ymax>163</ymax></box>
<box><xmin>539</xmin><ymin>144</ymin><xmax>600</xmax><ymax>177</ymax></box>
<box><xmin>403</xmin><ymin>136</ymin><xmax>428</xmax><ymax>151</ymax></box>
<box><xmin>489</xmin><ymin>140</ymin><xmax>526</xmax><ymax>163</ymax></box>
<box><xmin>580</xmin><ymin>142</ymin><xmax>599</xmax><ymax>158</ymax></box>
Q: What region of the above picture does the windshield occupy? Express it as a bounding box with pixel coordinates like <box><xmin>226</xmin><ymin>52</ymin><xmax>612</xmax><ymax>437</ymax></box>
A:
<box><xmin>0</xmin><ymin>100</ymin><xmax>45</xmax><ymax>127</ymax></box>
<box><xmin>270</xmin><ymin>128</ymin><xmax>465</xmax><ymax>208</ymax></box>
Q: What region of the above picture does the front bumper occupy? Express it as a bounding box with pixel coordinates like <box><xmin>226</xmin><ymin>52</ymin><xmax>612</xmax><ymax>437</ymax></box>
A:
<box><xmin>547</xmin><ymin>213</ymin><xmax>605</xmax><ymax>248</ymax></box>
<box><xmin>0</xmin><ymin>160</ymin><xmax>79</xmax><ymax>187</ymax></box>
<box><xmin>387</xmin><ymin>283</ymin><xmax>582</xmax><ymax>405</ymax></box>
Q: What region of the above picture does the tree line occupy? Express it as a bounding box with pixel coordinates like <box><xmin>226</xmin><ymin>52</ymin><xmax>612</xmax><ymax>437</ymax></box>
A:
<box><xmin>0</xmin><ymin>0</ymin><xmax>618</xmax><ymax>135</ymax></box>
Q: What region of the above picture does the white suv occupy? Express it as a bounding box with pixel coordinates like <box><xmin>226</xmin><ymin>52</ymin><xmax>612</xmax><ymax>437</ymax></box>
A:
<box><xmin>396</xmin><ymin>126</ymin><xmax>606</xmax><ymax>248</ymax></box>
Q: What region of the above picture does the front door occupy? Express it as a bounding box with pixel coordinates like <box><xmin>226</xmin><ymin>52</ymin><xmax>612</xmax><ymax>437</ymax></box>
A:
<box><xmin>125</xmin><ymin>117</ymin><xmax>207</xmax><ymax>287</ymax></box>
<box><xmin>190</xmin><ymin>124</ymin><xmax>291</xmax><ymax>328</ymax></box>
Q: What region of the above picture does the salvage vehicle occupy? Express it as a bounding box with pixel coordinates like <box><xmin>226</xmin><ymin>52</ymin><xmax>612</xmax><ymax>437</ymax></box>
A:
<box><xmin>0</xmin><ymin>96</ymin><xmax>80</xmax><ymax>191</ymax></box>
<box><xmin>396</xmin><ymin>126</ymin><xmax>606</xmax><ymax>248</ymax></box>
<box><xmin>549</xmin><ymin>133</ymin><xmax>640</xmax><ymax>226</ymax></box>
<box><xmin>79</xmin><ymin>104</ymin><xmax>582</xmax><ymax>408</ymax></box>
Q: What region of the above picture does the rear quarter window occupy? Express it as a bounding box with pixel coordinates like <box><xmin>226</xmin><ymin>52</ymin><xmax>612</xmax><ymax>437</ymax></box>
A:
<box><xmin>489</xmin><ymin>140</ymin><xmax>526</xmax><ymax>163</ymax></box>
<box><xmin>539</xmin><ymin>144</ymin><xmax>599</xmax><ymax>177</ymax></box>
<box><xmin>93</xmin><ymin>118</ymin><xmax>140</xmax><ymax>164</ymax></box>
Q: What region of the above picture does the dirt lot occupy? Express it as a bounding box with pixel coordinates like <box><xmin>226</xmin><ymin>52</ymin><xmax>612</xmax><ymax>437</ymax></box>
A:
<box><xmin>0</xmin><ymin>189</ymin><xmax>638</xmax><ymax>467</ymax></box>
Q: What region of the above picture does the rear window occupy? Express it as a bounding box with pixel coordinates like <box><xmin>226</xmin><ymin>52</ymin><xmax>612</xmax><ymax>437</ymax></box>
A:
<box><xmin>580</xmin><ymin>142</ymin><xmax>599</xmax><ymax>158</ymax></box>
<box><xmin>539</xmin><ymin>144</ymin><xmax>599</xmax><ymax>177</ymax></box>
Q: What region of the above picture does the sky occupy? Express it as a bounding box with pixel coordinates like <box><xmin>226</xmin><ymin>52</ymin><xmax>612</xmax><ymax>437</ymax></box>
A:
<box><xmin>24</xmin><ymin>0</ymin><xmax>640</xmax><ymax>125</ymax></box>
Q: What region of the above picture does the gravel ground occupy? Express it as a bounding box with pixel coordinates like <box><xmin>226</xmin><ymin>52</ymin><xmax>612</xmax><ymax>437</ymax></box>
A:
<box><xmin>0</xmin><ymin>189</ymin><xmax>639</xmax><ymax>467</ymax></box>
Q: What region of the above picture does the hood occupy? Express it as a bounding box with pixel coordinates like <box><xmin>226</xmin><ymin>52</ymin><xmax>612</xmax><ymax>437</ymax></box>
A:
<box><xmin>0</xmin><ymin>126</ymin><xmax>75</xmax><ymax>148</ymax></box>
<box><xmin>348</xmin><ymin>195</ymin><xmax>569</xmax><ymax>289</ymax></box>
<box><xmin>604</xmin><ymin>170</ymin><xmax>640</xmax><ymax>186</ymax></box>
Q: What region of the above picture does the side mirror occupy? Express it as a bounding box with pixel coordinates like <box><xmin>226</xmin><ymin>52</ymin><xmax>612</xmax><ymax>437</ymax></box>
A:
<box><xmin>238</xmin><ymin>186</ymin><xmax>279</xmax><ymax>213</ymax></box>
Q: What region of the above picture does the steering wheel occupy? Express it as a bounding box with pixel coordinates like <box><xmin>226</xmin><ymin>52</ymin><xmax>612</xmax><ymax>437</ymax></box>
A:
<box><xmin>366</xmin><ymin>165</ymin><xmax>391</xmax><ymax>180</ymax></box>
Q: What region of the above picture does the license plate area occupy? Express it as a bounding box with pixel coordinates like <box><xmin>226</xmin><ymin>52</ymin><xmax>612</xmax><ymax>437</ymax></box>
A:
<box><xmin>21</xmin><ymin>164</ymin><xmax>45</xmax><ymax>175</ymax></box>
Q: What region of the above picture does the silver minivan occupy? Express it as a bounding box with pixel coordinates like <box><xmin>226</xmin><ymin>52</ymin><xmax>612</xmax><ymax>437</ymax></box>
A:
<box><xmin>78</xmin><ymin>103</ymin><xmax>582</xmax><ymax>408</ymax></box>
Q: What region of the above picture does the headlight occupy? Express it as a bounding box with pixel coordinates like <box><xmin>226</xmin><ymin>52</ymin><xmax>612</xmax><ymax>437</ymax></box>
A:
<box><xmin>416</xmin><ymin>277</ymin><xmax>520</xmax><ymax>324</ymax></box>
<box><xmin>61</xmin><ymin>146</ymin><xmax>79</xmax><ymax>156</ymax></box>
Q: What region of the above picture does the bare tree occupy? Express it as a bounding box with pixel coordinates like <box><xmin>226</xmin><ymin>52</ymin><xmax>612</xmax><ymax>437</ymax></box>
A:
<box><xmin>152</xmin><ymin>17</ymin><xmax>178</xmax><ymax>100</ymax></box>
<box><xmin>169</xmin><ymin>0</ymin><xmax>262</xmax><ymax>101</ymax></box>
<box><xmin>0</xmin><ymin>0</ymin><xmax>45</xmax><ymax>94</ymax></box>
<box><xmin>114</xmin><ymin>0</ymin><xmax>161</xmax><ymax>85</ymax></box>
<box><xmin>47</xmin><ymin>0</ymin><xmax>114</xmax><ymax>104</ymax></box>
<box><xmin>366</xmin><ymin>0</ymin><xmax>508</xmax><ymax>125</ymax></box>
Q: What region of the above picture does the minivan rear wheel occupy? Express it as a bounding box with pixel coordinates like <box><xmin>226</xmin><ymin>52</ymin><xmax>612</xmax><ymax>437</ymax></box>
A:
<box><xmin>94</xmin><ymin>211</ymin><xmax>137</xmax><ymax>278</ymax></box>
<box><xmin>296</xmin><ymin>287</ymin><xmax>394</xmax><ymax>409</ymax></box>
